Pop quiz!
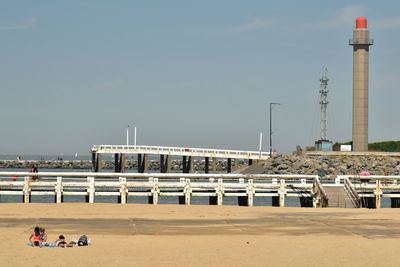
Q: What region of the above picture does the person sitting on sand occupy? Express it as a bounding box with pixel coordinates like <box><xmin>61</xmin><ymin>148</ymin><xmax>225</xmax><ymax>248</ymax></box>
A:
<box><xmin>39</xmin><ymin>227</ymin><xmax>47</xmax><ymax>244</ymax></box>
<box><xmin>29</xmin><ymin>226</ymin><xmax>42</xmax><ymax>247</ymax></box>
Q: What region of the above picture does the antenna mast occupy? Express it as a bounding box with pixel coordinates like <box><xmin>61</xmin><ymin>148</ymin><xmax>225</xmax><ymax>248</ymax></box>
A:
<box><xmin>319</xmin><ymin>67</ymin><xmax>329</xmax><ymax>140</ymax></box>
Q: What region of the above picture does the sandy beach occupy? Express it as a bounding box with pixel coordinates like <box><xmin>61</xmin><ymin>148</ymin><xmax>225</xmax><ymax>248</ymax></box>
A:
<box><xmin>1</xmin><ymin>204</ymin><xmax>400</xmax><ymax>267</ymax></box>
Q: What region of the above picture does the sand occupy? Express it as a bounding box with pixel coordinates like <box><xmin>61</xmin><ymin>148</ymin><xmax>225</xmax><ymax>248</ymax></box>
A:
<box><xmin>1</xmin><ymin>204</ymin><xmax>400</xmax><ymax>267</ymax></box>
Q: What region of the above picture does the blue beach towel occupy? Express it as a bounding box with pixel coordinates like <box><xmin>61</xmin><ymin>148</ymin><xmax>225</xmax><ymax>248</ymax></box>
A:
<box><xmin>26</xmin><ymin>243</ymin><xmax>57</xmax><ymax>248</ymax></box>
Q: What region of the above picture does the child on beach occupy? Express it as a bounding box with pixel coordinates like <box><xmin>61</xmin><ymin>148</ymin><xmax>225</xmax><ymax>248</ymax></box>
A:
<box><xmin>39</xmin><ymin>227</ymin><xmax>47</xmax><ymax>244</ymax></box>
<box><xmin>29</xmin><ymin>227</ymin><xmax>42</xmax><ymax>247</ymax></box>
<box><xmin>55</xmin><ymin>235</ymin><xmax>68</xmax><ymax>247</ymax></box>
<box><xmin>54</xmin><ymin>235</ymin><xmax>75</xmax><ymax>248</ymax></box>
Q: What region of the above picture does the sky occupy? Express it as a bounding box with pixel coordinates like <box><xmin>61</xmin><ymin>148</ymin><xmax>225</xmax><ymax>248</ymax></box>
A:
<box><xmin>1</xmin><ymin>0</ymin><xmax>400</xmax><ymax>156</ymax></box>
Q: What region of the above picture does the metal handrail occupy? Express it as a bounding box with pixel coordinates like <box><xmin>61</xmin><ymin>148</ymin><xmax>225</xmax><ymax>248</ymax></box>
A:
<box><xmin>313</xmin><ymin>177</ymin><xmax>328</xmax><ymax>207</ymax></box>
<box><xmin>343</xmin><ymin>177</ymin><xmax>361</xmax><ymax>208</ymax></box>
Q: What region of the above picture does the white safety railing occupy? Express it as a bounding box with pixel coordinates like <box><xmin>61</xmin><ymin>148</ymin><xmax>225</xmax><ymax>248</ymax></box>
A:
<box><xmin>91</xmin><ymin>145</ymin><xmax>270</xmax><ymax>160</ymax></box>
<box><xmin>0</xmin><ymin>172</ymin><xmax>319</xmax><ymax>207</ymax></box>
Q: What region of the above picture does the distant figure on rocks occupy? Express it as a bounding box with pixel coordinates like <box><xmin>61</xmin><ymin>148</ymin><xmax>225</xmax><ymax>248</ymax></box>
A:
<box><xmin>359</xmin><ymin>170</ymin><xmax>371</xmax><ymax>183</ymax></box>
<box><xmin>29</xmin><ymin>164</ymin><xmax>39</xmax><ymax>181</ymax></box>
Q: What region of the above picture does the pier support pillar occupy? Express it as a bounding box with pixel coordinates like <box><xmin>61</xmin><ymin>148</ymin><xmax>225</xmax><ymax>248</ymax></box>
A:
<box><xmin>114</xmin><ymin>154</ymin><xmax>120</xmax><ymax>172</ymax></box>
<box><xmin>93</xmin><ymin>153</ymin><xmax>102</xmax><ymax>172</ymax></box>
<box><xmin>209</xmin><ymin>178</ymin><xmax>218</xmax><ymax>205</ymax></box>
<box><xmin>209</xmin><ymin>196</ymin><xmax>218</xmax><ymax>205</ymax></box>
<box><xmin>96</xmin><ymin>154</ymin><xmax>103</xmax><ymax>172</ymax></box>
<box><xmin>300</xmin><ymin>197</ymin><xmax>313</xmax><ymax>207</ymax></box>
<box><xmin>178</xmin><ymin>196</ymin><xmax>185</xmax><ymax>204</ymax></box>
<box><xmin>182</xmin><ymin>156</ymin><xmax>194</xmax><ymax>173</ymax></box>
<box><xmin>249</xmin><ymin>159</ymin><xmax>253</xmax><ymax>166</ymax></box>
<box><xmin>137</xmin><ymin>154</ymin><xmax>142</xmax><ymax>172</ymax></box>
<box><xmin>189</xmin><ymin>156</ymin><xmax>194</xmax><ymax>173</ymax></box>
<box><xmin>178</xmin><ymin>178</ymin><xmax>186</xmax><ymax>204</ymax></box>
<box><xmin>272</xmin><ymin>197</ymin><xmax>280</xmax><ymax>207</ymax></box>
<box><xmin>182</xmin><ymin>156</ymin><xmax>187</xmax><ymax>173</ymax></box>
<box><xmin>138</xmin><ymin>154</ymin><xmax>149</xmax><ymax>173</ymax></box>
<box><xmin>166</xmin><ymin>155</ymin><xmax>171</xmax><ymax>173</ymax></box>
<box><xmin>238</xmin><ymin>179</ymin><xmax>248</xmax><ymax>206</ymax></box>
<box><xmin>120</xmin><ymin>154</ymin><xmax>126</xmax><ymax>173</ymax></box>
<box><xmin>212</xmin><ymin>157</ymin><xmax>217</xmax><ymax>173</ymax></box>
<box><xmin>205</xmin><ymin>157</ymin><xmax>209</xmax><ymax>174</ymax></box>
<box><xmin>238</xmin><ymin>196</ymin><xmax>248</xmax><ymax>206</ymax></box>
<box><xmin>91</xmin><ymin>152</ymin><xmax>96</xmax><ymax>172</ymax></box>
<box><xmin>143</xmin><ymin>154</ymin><xmax>148</xmax><ymax>172</ymax></box>
<box><xmin>160</xmin><ymin>155</ymin><xmax>165</xmax><ymax>173</ymax></box>
<box><xmin>361</xmin><ymin>197</ymin><xmax>376</xmax><ymax>208</ymax></box>
<box><xmin>160</xmin><ymin>155</ymin><xmax>171</xmax><ymax>173</ymax></box>
<box><xmin>227</xmin><ymin>158</ymin><xmax>232</xmax><ymax>173</ymax></box>
<box><xmin>391</xmin><ymin>198</ymin><xmax>400</xmax><ymax>208</ymax></box>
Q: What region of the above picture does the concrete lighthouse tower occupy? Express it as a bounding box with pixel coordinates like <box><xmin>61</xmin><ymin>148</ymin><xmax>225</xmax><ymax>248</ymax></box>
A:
<box><xmin>349</xmin><ymin>17</ymin><xmax>373</xmax><ymax>151</ymax></box>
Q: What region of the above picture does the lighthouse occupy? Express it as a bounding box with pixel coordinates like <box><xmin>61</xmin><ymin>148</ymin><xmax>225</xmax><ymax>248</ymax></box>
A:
<box><xmin>349</xmin><ymin>17</ymin><xmax>373</xmax><ymax>151</ymax></box>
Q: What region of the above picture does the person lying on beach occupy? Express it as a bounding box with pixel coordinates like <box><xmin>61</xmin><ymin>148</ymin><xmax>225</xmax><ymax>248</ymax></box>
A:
<box><xmin>29</xmin><ymin>226</ymin><xmax>42</xmax><ymax>247</ymax></box>
<box><xmin>54</xmin><ymin>235</ymin><xmax>74</xmax><ymax>248</ymax></box>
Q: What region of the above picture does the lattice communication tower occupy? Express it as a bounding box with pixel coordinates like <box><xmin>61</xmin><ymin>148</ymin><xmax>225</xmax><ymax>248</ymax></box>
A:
<box><xmin>319</xmin><ymin>67</ymin><xmax>329</xmax><ymax>140</ymax></box>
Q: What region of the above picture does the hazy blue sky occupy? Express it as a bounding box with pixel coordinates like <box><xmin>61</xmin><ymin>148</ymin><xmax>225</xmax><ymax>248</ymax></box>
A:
<box><xmin>1</xmin><ymin>1</ymin><xmax>400</xmax><ymax>155</ymax></box>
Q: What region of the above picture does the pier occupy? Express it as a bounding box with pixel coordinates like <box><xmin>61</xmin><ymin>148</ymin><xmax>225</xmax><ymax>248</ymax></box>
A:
<box><xmin>0</xmin><ymin>172</ymin><xmax>400</xmax><ymax>208</ymax></box>
<box><xmin>0</xmin><ymin>172</ymin><xmax>325</xmax><ymax>207</ymax></box>
<box><xmin>91</xmin><ymin>145</ymin><xmax>270</xmax><ymax>173</ymax></box>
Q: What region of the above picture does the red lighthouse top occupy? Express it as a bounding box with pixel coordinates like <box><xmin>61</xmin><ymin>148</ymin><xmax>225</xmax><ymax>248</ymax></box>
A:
<box><xmin>356</xmin><ymin>17</ymin><xmax>367</xmax><ymax>29</ymax></box>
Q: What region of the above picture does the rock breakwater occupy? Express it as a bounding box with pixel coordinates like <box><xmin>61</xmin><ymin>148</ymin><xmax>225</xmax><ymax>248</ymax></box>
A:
<box><xmin>244</xmin><ymin>155</ymin><xmax>400</xmax><ymax>175</ymax></box>
<box><xmin>4</xmin><ymin>155</ymin><xmax>400</xmax><ymax>175</ymax></box>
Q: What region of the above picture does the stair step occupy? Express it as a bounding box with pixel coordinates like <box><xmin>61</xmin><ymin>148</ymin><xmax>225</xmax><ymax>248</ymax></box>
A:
<box><xmin>324</xmin><ymin>186</ymin><xmax>358</xmax><ymax>208</ymax></box>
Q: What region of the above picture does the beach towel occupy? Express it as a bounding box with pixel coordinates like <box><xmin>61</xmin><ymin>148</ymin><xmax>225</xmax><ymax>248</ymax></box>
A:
<box><xmin>26</xmin><ymin>243</ymin><xmax>57</xmax><ymax>248</ymax></box>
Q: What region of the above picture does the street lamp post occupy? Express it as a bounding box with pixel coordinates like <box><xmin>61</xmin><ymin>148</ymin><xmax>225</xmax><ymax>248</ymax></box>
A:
<box><xmin>127</xmin><ymin>125</ymin><xmax>137</xmax><ymax>148</ymax></box>
<box><xmin>269</xmin><ymin>102</ymin><xmax>281</xmax><ymax>156</ymax></box>
<box><xmin>126</xmin><ymin>125</ymin><xmax>129</xmax><ymax>146</ymax></box>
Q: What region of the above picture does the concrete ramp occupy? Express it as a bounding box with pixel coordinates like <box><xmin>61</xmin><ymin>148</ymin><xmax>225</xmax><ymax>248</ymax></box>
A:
<box><xmin>325</xmin><ymin>186</ymin><xmax>358</xmax><ymax>208</ymax></box>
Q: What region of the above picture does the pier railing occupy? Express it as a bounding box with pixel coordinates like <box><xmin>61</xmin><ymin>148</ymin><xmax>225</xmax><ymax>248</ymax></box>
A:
<box><xmin>343</xmin><ymin>177</ymin><xmax>361</xmax><ymax>208</ymax></box>
<box><xmin>337</xmin><ymin>175</ymin><xmax>400</xmax><ymax>208</ymax></box>
<box><xmin>0</xmin><ymin>172</ymin><xmax>320</xmax><ymax>207</ymax></box>
<box><xmin>3</xmin><ymin>172</ymin><xmax>400</xmax><ymax>208</ymax></box>
<box><xmin>92</xmin><ymin>145</ymin><xmax>270</xmax><ymax>160</ymax></box>
<box><xmin>313</xmin><ymin>177</ymin><xmax>329</xmax><ymax>207</ymax></box>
